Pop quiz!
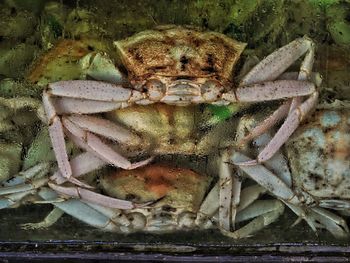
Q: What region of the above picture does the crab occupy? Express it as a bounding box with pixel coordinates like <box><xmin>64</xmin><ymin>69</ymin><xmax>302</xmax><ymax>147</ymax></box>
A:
<box><xmin>43</xmin><ymin>25</ymin><xmax>318</xmax><ymax>200</ymax></box>
<box><xmin>1</xmin><ymin>164</ymin><xmax>284</xmax><ymax>238</ymax></box>
<box><xmin>229</xmin><ymin>104</ymin><xmax>350</xmax><ymax>238</ymax></box>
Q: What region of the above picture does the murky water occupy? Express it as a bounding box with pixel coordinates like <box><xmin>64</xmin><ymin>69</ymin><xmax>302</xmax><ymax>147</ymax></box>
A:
<box><xmin>0</xmin><ymin>0</ymin><xmax>350</xmax><ymax>254</ymax></box>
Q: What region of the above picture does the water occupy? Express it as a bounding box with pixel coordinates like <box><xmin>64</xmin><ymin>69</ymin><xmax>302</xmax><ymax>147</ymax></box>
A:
<box><xmin>0</xmin><ymin>0</ymin><xmax>349</xmax><ymax>253</ymax></box>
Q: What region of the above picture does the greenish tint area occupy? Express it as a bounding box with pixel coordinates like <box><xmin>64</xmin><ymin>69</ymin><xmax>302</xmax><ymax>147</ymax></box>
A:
<box><xmin>0</xmin><ymin>79</ymin><xmax>42</xmax><ymax>99</ymax></box>
<box><xmin>0</xmin><ymin>43</ymin><xmax>38</xmax><ymax>79</ymax></box>
<box><xmin>204</xmin><ymin>104</ymin><xmax>242</xmax><ymax>126</ymax></box>
<box><xmin>4</xmin><ymin>0</ymin><xmax>46</xmax><ymax>14</ymax></box>
<box><xmin>0</xmin><ymin>142</ymin><xmax>22</xmax><ymax>182</ymax></box>
<box><xmin>23</xmin><ymin>128</ymin><xmax>55</xmax><ymax>170</ymax></box>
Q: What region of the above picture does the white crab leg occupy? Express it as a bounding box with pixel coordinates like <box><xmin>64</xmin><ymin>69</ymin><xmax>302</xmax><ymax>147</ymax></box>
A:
<box><xmin>221</xmin><ymin>200</ymin><xmax>285</xmax><ymax>239</ymax></box>
<box><xmin>0</xmin><ymin>190</ymin><xmax>36</xmax><ymax>209</ymax></box>
<box><xmin>319</xmin><ymin>199</ymin><xmax>350</xmax><ymax>210</ymax></box>
<box><xmin>51</xmin><ymin>152</ymin><xmax>106</xmax><ymax>184</ymax></box>
<box><xmin>240</xmin><ymin>36</ymin><xmax>314</xmax><ymax>86</ymax></box>
<box><xmin>62</xmin><ymin>117</ymin><xmax>153</xmax><ymax>170</ymax></box>
<box><xmin>0</xmin><ymin>178</ymin><xmax>48</xmax><ymax>195</ymax></box>
<box><xmin>222</xmin><ymin>80</ymin><xmax>315</xmax><ymax>102</ymax></box>
<box><xmin>85</xmin><ymin>202</ymin><xmax>130</xmax><ymax>227</ymax></box>
<box><xmin>231</xmin><ymin>151</ymin><xmax>299</xmax><ymax>203</ymax></box>
<box><xmin>67</xmin><ymin>114</ymin><xmax>142</xmax><ymax>145</ymax></box>
<box><xmin>43</xmin><ymin>91</ymin><xmax>71</xmax><ymax>179</ymax></box>
<box><xmin>231</xmin><ymin>175</ymin><xmax>242</xmax><ymax>230</ymax></box>
<box><xmin>54</xmin><ymin>97</ymin><xmax>126</xmax><ymax>114</ymax></box>
<box><xmin>37</xmin><ymin>188</ymin><xmax>120</xmax><ymax>231</ymax></box>
<box><xmin>219</xmin><ymin>152</ymin><xmax>233</xmax><ymax>231</ymax></box>
<box><xmin>236</xmin><ymin>101</ymin><xmax>291</xmax><ymax>148</ymax></box>
<box><xmin>195</xmin><ymin>182</ymin><xmax>219</xmax><ymax>225</ymax></box>
<box><xmin>311</xmin><ymin>207</ymin><xmax>349</xmax><ymax>238</ymax></box>
<box><xmin>48</xmin><ymin>182</ymin><xmax>135</xmax><ymax>210</ymax></box>
<box><xmin>238</xmin><ymin>91</ymin><xmax>319</xmax><ymax>165</ymax></box>
<box><xmin>236</xmin><ymin>185</ymin><xmax>268</xmax><ymax>212</ymax></box>
<box><xmin>21</xmin><ymin>207</ymin><xmax>65</xmax><ymax>230</ymax></box>
<box><xmin>235</xmin><ymin>199</ymin><xmax>285</xmax><ymax>223</ymax></box>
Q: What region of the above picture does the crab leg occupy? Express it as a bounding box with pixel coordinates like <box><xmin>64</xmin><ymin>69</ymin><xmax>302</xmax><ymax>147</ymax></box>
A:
<box><xmin>195</xmin><ymin>182</ymin><xmax>219</xmax><ymax>225</ymax></box>
<box><xmin>238</xmin><ymin>91</ymin><xmax>318</xmax><ymax>165</ymax></box>
<box><xmin>231</xmin><ymin>151</ymin><xmax>300</xmax><ymax>204</ymax></box>
<box><xmin>218</xmin><ymin>152</ymin><xmax>233</xmax><ymax>231</ymax></box>
<box><xmin>67</xmin><ymin>114</ymin><xmax>142</xmax><ymax>145</ymax></box>
<box><xmin>311</xmin><ymin>207</ymin><xmax>349</xmax><ymax>238</ymax></box>
<box><xmin>35</xmin><ymin>188</ymin><xmax>121</xmax><ymax>231</ymax></box>
<box><xmin>85</xmin><ymin>202</ymin><xmax>130</xmax><ymax>227</ymax></box>
<box><xmin>223</xmin><ymin>80</ymin><xmax>315</xmax><ymax>103</ymax></box>
<box><xmin>231</xmin><ymin>151</ymin><xmax>350</xmax><ymax>237</ymax></box>
<box><xmin>240</xmin><ymin>36</ymin><xmax>314</xmax><ymax>86</ymax></box>
<box><xmin>54</xmin><ymin>97</ymin><xmax>126</xmax><ymax>114</ymax></box>
<box><xmin>51</xmin><ymin>152</ymin><xmax>106</xmax><ymax>184</ymax></box>
<box><xmin>2</xmin><ymin>163</ymin><xmax>50</xmax><ymax>187</ymax></box>
<box><xmin>43</xmin><ymin>91</ymin><xmax>71</xmax><ymax>179</ymax></box>
<box><xmin>222</xmin><ymin>200</ymin><xmax>284</xmax><ymax>239</ymax></box>
<box><xmin>0</xmin><ymin>190</ymin><xmax>36</xmax><ymax>209</ymax></box>
<box><xmin>48</xmin><ymin>80</ymin><xmax>141</xmax><ymax>102</ymax></box>
<box><xmin>237</xmin><ymin>38</ymin><xmax>317</xmax><ymax>166</ymax></box>
<box><xmin>21</xmin><ymin>207</ymin><xmax>65</xmax><ymax>230</ymax></box>
<box><xmin>62</xmin><ymin>117</ymin><xmax>152</xmax><ymax>170</ymax></box>
<box><xmin>48</xmin><ymin>182</ymin><xmax>136</xmax><ymax>210</ymax></box>
<box><xmin>236</xmin><ymin>101</ymin><xmax>291</xmax><ymax>150</ymax></box>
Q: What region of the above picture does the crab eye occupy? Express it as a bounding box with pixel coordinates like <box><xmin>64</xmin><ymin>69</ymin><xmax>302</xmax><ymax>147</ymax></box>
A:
<box><xmin>145</xmin><ymin>79</ymin><xmax>165</xmax><ymax>101</ymax></box>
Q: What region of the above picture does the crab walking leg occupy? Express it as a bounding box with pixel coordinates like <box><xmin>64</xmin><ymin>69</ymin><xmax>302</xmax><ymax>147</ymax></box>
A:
<box><xmin>37</xmin><ymin>188</ymin><xmax>120</xmax><ymax>231</ymax></box>
<box><xmin>236</xmin><ymin>185</ymin><xmax>268</xmax><ymax>212</ymax></box>
<box><xmin>62</xmin><ymin>118</ymin><xmax>153</xmax><ymax>170</ymax></box>
<box><xmin>240</xmin><ymin>36</ymin><xmax>314</xmax><ymax>86</ymax></box>
<box><xmin>0</xmin><ymin>178</ymin><xmax>48</xmax><ymax>195</ymax></box>
<box><xmin>284</xmin><ymin>202</ymin><xmax>317</xmax><ymax>232</ymax></box>
<box><xmin>231</xmin><ymin>175</ymin><xmax>242</xmax><ymax>230</ymax></box>
<box><xmin>48</xmin><ymin>182</ymin><xmax>135</xmax><ymax>210</ymax></box>
<box><xmin>311</xmin><ymin>207</ymin><xmax>349</xmax><ymax>238</ymax></box>
<box><xmin>222</xmin><ymin>80</ymin><xmax>315</xmax><ymax>103</ymax></box>
<box><xmin>48</xmin><ymin>80</ymin><xmax>143</xmax><ymax>102</ymax></box>
<box><xmin>53</xmin><ymin>97</ymin><xmax>126</xmax><ymax>114</ymax></box>
<box><xmin>51</xmin><ymin>152</ymin><xmax>107</xmax><ymax>184</ymax></box>
<box><xmin>231</xmin><ymin>151</ymin><xmax>303</xmax><ymax>204</ymax></box>
<box><xmin>2</xmin><ymin>163</ymin><xmax>50</xmax><ymax>187</ymax></box>
<box><xmin>236</xmin><ymin>101</ymin><xmax>291</xmax><ymax>149</ymax></box>
<box><xmin>219</xmin><ymin>152</ymin><xmax>233</xmax><ymax>231</ymax></box>
<box><xmin>43</xmin><ymin>91</ymin><xmax>71</xmax><ymax>179</ymax></box>
<box><xmin>0</xmin><ymin>190</ymin><xmax>36</xmax><ymax>209</ymax></box>
<box><xmin>319</xmin><ymin>199</ymin><xmax>350</xmax><ymax>210</ymax></box>
<box><xmin>21</xmin><ymin>207</ymin><xmax>65</xmax><ymax>230</ymax></box>
<box><xmin>84</xmin><ymin>202</ymin><xmax>130</xmax><ymax>227</ymax></box>
<box><xmin>195</xmin><ymin>182</ymin><xmax>219</xmax><ymax>226</ymax></box>
<box><xmin>238</xmin><ymin>91</ymin><xmax>319</xmax><ymax>166</ymax></box>
<box><xmin>220</xmin><ymin>200</ymin><xmax>284</xmax><ymax>239</ymax></box>
<box><xmin>67</xmin><ymin>114</ymin><xmax>142</xmax><ymax>145</ymax></box>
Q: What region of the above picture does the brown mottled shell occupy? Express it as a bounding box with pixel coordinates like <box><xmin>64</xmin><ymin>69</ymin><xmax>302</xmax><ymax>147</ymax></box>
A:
<box><xmin>114</xmin><ymin>25</ymin><xmax>246</xmax><ymax>86</ymax></box>
<box><xmin>286</xmin><ymin>109</ymin><xmax>350</xmax><ymax>199</ymax></box>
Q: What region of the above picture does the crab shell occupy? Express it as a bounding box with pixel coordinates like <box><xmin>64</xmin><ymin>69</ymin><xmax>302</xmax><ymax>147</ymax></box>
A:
<box><xmin>99</xmin><ymin>164</ymin><xmax>212</xmax><ymax>232</ymax></box>
<box><xmin>286</xmin><ymin>109</ymin><xmax>350</xmax><ymax>200</ymax></box>
<box><xmin>114</xmin><ymin>25</ymin><xmax>246</xmax><ymax>101</ymax></box>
